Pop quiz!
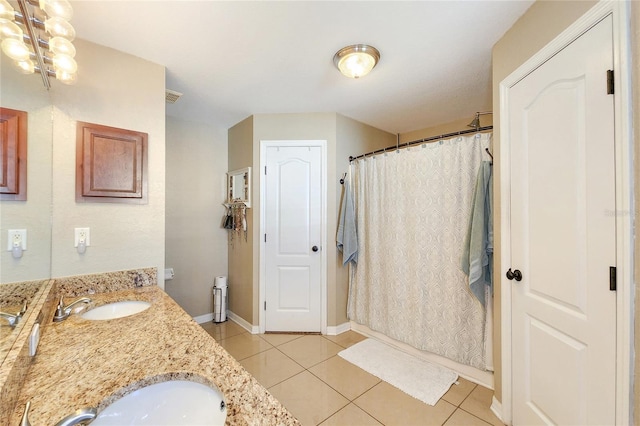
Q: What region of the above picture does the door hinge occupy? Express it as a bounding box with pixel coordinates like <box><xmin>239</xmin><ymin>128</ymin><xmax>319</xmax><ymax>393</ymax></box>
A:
<box><xmin>607</xmin><ymin>70</ymin><xmax>614</xmax><ymax>95</ymax></box>
<box><xmin>264</xmin><ymin>166</ymin><xmax>267</xmax><ymax>175</ymax></box>
<box><xmin>264</xmin><ymin>234</ymin><xmax>267</xmax><ymax>243</ymax></box>
<box><xmin>609</xmin><ymin>266</ymin><xmax>617</xmax><ymax>291</ymax></box>
<box><xmin>264</xmin><ymin>301</ymin><xmax>266</xmax><ymax>310</ymax></box>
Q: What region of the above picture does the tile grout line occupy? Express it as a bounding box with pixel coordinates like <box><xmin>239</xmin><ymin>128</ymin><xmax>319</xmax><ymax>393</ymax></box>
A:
<box><xmin>208</xmin><ymin>327</ymin><xmax>497</xmax><ymax>426</ymax></box>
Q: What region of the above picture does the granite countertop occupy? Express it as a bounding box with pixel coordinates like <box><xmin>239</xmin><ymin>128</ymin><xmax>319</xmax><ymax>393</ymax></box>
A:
<box><xmin>10</xmin><ymin>286</ymin><xmax>299</xmax><ymax>425</ymax></box>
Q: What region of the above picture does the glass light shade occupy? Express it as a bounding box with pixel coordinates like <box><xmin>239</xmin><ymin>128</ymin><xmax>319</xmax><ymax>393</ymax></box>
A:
<box><xmin>44</xmin><ymin>17</ymin><xmax>75</xmax><ymax>40</ymax></box>
<box><xmin>53</xmin><ymin>53</ymin><xmax>77</xmax><ymax>73</ymax></box>
<box><xmin>333</xmin><ymin>44</ymin><xmax>380</xmax><ymax>79</ymax></box>
<box><xmin>0</xmin><ymin>0</ymin><xmax>14</xmax><ymax>21</ymax></box>
<box><xmin>0</xmin><ymin>18</ymin><xmax>22</xmax><ymax>40</ymax></box>
<box><xmin>49</xmin><ymin>36</ymin><xmax>75</xmax><ymax>57</ymax></box>
<box><xmin>1</xmin><ymin>38</ymin><xmax>30</xmax><ymax>61</ymax></box>
<box><xmin>39</xmin><ymin>0</ymin><xmax>73</xmax><ymax>21</ymax></box>
<box><xmin>13</xmin><ymin>58</ymin><xmax>35</xmax><ymax>74</ymax></box>
<box><xmin>55</xmin><ymin>68</ymin><xmax>76</xmax><ymax>84</ymax></box>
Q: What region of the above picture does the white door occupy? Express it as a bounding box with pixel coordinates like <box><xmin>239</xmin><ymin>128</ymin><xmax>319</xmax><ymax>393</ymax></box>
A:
<box><xmin>508</xmin><ymin>16</ymin><xmax>616</xmax><ymax>425</ymax></box>
<box><xmin>264</xmin><ymin>144</ymin><xmax>323</xmax><ymax>332</ymax></box>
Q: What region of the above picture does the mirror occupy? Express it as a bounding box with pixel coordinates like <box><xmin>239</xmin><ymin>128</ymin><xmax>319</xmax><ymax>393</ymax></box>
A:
<box><xmin>0</xmin><ymin>59</ymin><xmax>53</xmax><ymax>363</ymax></box>
<box><xmin>227</xmin><ymin>167</ymin><xmax>251</xmax><ymax>207</ymax></box>
<box><xmin>0</xmin><ymin>280</ymin><xmax>49</xmax><ymax>364</ymax></box>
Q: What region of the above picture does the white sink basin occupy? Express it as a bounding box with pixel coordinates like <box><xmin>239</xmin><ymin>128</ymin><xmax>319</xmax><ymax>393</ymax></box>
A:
<box><xmin>92</xmin><ymin>380</ymin><xmax>226</xmax><ymax>425</ymax></box>
<box><xmin>81</xmin><ymin>301</ymin><xmax>151</xmax><ymax>320</ymax></box>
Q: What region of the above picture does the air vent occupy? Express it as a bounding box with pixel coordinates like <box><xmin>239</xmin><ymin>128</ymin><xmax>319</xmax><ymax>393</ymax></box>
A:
<box><xmin>165</xmin><ymin>89</ymin><xmax>183</xmax><ymax>104</ymax></box>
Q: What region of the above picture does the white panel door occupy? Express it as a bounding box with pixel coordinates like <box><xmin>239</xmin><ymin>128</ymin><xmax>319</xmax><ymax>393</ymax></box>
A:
<box><xmin>508</xmin><ymin>16</ymin><xmax>616</xmax><ymax>425</ymax></box>
<box><xmin>265</xmin><ymin>145</ymin><xmax>322</xmax><ymax>332</ymax></box>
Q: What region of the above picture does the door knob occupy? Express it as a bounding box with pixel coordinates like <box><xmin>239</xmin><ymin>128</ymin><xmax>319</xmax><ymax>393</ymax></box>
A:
<box><xmin>506</xmin><ymin>268</ymin><xmax>522</xmax><ymax>281</ymax></box>
<box><xmin>312</xmin><ymin>246</ymin><xmax>319</xmax><ymax>252</ymax></box>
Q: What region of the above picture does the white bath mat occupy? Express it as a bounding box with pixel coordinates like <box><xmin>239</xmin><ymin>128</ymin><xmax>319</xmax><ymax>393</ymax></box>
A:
<box><xmin>338</xmin><ymin>338</ymin><xmax>458</xmax><ymax>406</ymax></box>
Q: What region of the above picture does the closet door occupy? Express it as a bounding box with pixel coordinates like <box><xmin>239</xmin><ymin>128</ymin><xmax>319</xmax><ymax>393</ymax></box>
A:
<box><xmin>264</xmin><ymin>144</ymin><xmax>323</xmax><ymax>332</ymax></box>
<box><xmin>508</xmin><ymin>15</ymin><xmax>616</xmax><ymax>425</ymax></box>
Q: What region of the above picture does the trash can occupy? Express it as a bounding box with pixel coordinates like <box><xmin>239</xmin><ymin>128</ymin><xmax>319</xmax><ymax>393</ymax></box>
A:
<box><xmin>213</xmin><ymin>276</ymin><xmax>227</xmax><ymax>323</ymax></box>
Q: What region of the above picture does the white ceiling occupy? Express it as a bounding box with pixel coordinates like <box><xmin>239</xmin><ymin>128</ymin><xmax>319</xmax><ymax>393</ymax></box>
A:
<box><xmin>70</xmin><ymin>1</ymin><xmax>533</xmax><ymax>134</ymax></box>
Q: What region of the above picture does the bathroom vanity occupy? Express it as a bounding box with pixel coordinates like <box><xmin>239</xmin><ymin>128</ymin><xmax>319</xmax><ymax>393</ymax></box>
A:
<box><xmin>1</xmin><ymin>269</ymin><xmax>299</xmax><ymax>425</ymax></box>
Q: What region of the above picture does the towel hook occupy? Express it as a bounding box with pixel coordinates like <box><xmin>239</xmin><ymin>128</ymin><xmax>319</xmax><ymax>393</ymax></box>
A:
<box><xmin>485</xmin><ymin>148</ymin><xmax>494</xmax><ymax>164</ymax></box>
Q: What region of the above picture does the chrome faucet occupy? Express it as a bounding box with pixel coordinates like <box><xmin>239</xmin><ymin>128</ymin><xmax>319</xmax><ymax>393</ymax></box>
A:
<box><xmin>53</xmin><ymin>296</ymin><xmax>92</xmax><ymax>322</ymax></box>
<box><xmin>0</xmin><ymin>301</ymin><xmax>27</xmax><ymax>327</ymax></box>
<box><xmin>54</xmin><ymin>407</ymin><xmax>97</xmax><ymax>426</ymax></box>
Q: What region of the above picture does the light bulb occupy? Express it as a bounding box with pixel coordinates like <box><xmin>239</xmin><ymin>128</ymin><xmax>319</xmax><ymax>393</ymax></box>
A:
<box><xmin>39</xmin><ymin>0</ymin><xmax>73</xmax><ymax>21</ymax></box>
<box><xmin>49</xmin><ymin>36</ymin><xmax>75</xmax><ymax>57</ymax></box>
<box><xmin>0</xmin><ymin>18</ymin><xmax>22</xmax><ymax>40</ymax></box>
<box><xmin>0</xmin><ymin>0</ymin><xmax>14</xmax><ymax>21</ymax></box>
<box><xmin>55</xmin><ymin>68</ymin><xmax>76</xmax><ymax>84</ymax></box>
<box><xmin>338</xmin><ymin>52</ymin><xmax>376</xmax><ymax>79</ymax></box>
<box><xmin>53</xmin><ymin>53</ymin><xmax>77</xmax><ymax>73</ymax></box>
<box><xmin>13</xmin><ymin>58</ymin><xmax>35</xmax><ymax>74</ymax></box>
<box><xmin>1</xmin><ymin>38</ymin><xmax>30</xmax><ymax>61</ymax></box>
<box><xmin>44</xmin><ymin>17</ymin><xmax>75</xmax><ymax>40</ymax></box>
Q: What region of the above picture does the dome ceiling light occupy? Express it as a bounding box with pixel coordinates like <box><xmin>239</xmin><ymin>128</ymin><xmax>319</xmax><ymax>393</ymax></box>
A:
<box><xmin>333</xmin><ymin>44</ymin><xmax>380</xmax><ymax>79</ymax></box>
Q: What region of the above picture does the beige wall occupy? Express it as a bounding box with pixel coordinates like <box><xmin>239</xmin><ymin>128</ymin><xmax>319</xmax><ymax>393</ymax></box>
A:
<box><xmin>49</xmin><ymin>39</ymin><xmax>166</xmax><ymax>283</ymax></box>
<box><xmin>252</xmin><ymin>113</ymin><xmax>337</xmax><ymax>325</ymax></box>
<box><xmin>632</xmin><ymin>2</ymin><xmax>640</xmax><ymax>424</ymax></box>
<box><xmin>400</xmin><ymin>116</ymin><xmax>493</xmax><ymax>145</ymax></box>
<box><xmin>227</xmin><ymin>116</ymin><xmax>254</xmax><ymax>322</ymax></box>
<box><xmin>0</xmin><ymin>61</ymin><xmax>53</xmax><ymax>283</ymax></box>
<box><xmin>1</xmin><ymin>40</ymin><xmax>166</xmax><ymax>285</ymax></box>
<box><xmin>227</xmin><ymin>113</ymin><xmax>393</xmax><ymax>327</ymax></box>
<box><xmin>165</xmin><ymin>116</ymin><xmax>228</xmax><ymax>317</ymax></box>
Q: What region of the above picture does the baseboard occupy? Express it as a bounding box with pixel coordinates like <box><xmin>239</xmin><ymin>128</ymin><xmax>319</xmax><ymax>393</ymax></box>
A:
<box><xmin>326</xmin><ymin>322</ymin><xmax>351</xmax><ymax>336</ymax></box>
<box><xmin>192</xmin><ymin>312</ymin><xmax>213</xmax><ymax>324</ymax></box>
<box><xmin>227</xmin><ymin>310</ymin><xmax>259</xmax><ymax>334</ymax></box>
<box><xmin>350</xmin><ymin>321</ymin><xmax>494</xmax><ymax>389</ymax></box>
<box><xmin>490</xmin><ymin>396</ymin><xmax>504</xmax><ymax>423</ymax></box>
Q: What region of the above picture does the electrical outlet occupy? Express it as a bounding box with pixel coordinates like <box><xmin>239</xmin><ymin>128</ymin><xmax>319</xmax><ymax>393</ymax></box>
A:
<box><xmin>74</xmin><ymin>228</ymin><xmax>90</xmax><ymax>247</ymax></box>
<box><xmin>7</xmin><ymin>229</ymin><xmax>27</xmax><ymax>251</ymax></box>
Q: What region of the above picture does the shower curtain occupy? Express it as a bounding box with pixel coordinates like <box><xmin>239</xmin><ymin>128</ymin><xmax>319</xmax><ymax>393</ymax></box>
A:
<box><xmin>347</xmin><ymin>133</ymin><xmax>491</xmax><ymax>370</ymax></box>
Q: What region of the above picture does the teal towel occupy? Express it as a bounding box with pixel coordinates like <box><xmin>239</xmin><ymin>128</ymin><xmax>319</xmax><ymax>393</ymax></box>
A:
<box><xmin>337</xmin><ymin>179</ymin><xmax>358</xmax><ymax>265</ymax></box>
<box><xmin>461</xmin><ymin>161</ymin><xmax>493</xmax><ymax>306</ymax></box>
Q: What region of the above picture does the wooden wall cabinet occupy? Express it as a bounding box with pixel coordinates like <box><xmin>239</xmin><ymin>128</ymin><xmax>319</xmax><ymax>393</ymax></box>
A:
<box><xmin>0</xmin><ymin>107</ymin><xmax>27</xmax><ymax>201</ymax></box>
<box><xmin>76</xmin><ymin>121</ymin><xmax>148</xmax><ymax>204</ymax></box>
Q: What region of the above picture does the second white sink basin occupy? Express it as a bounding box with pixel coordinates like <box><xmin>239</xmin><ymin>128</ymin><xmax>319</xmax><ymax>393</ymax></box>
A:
<box><xmin>81</xmin><ymin>301</ymin><xmax>151</xmax><ymax>320</ymax></box>
<box><xmin>92</xmin><ymin>380</ymin><xmax>227</xmax><ymax>425</ymax></box>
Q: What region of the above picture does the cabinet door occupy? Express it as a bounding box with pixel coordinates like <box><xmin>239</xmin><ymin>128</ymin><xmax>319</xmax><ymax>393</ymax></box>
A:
<box><xmin>76</xmin><ymin>121</ymin><xmax>148</xmax><ymax>204</ymax></box>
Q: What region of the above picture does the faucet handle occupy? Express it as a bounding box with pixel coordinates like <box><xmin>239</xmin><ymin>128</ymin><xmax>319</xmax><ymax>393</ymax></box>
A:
<box><xmin>53</xmin><ymin>296</ymin><xmax>66</xmax><ymax>322</ymax></box>
<box><xmin>18</xmin><ymin>301</ymin><xmax>27</xmax><ymax>317</ymax></box>
<box><xmin>20</xmin><ymin>400</ymin><xmax>31</xmax><ymax>426</ymax></box>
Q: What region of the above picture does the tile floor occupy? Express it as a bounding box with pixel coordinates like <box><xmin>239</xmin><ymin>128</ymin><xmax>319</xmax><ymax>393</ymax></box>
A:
<box><xmin>201</xmin><ymin>321</ymin><xmax>504</xmax><ymax>426</ymax></box>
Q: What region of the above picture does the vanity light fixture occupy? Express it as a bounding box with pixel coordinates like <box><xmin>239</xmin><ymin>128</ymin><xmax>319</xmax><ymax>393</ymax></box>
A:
<box><xmin>333</xmin><ymin>44</ymin><xmax>380</xmax><ymax>79</ymax></box>
<box><xmin>0</xmin><ymin>0</ymin><xmax>77</xmax><ymax>89</ymax></box>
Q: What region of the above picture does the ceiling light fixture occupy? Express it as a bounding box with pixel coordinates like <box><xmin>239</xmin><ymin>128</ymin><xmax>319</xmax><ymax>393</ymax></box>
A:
<box><xmin>0</xmin><ymin>0</ymin><xmax>77</xmax><ymax>89</ymax></box>
<box><xmin>333</xmin><ymin>44</ymin><xmax>380</xmax><ymax>79</ymax></box>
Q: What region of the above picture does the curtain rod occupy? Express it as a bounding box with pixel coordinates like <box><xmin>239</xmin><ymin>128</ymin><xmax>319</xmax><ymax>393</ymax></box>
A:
<box><xmin>348</xmin><ymin>125</ymin><xmax>493</xmax><ymax>162</ymax></box>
